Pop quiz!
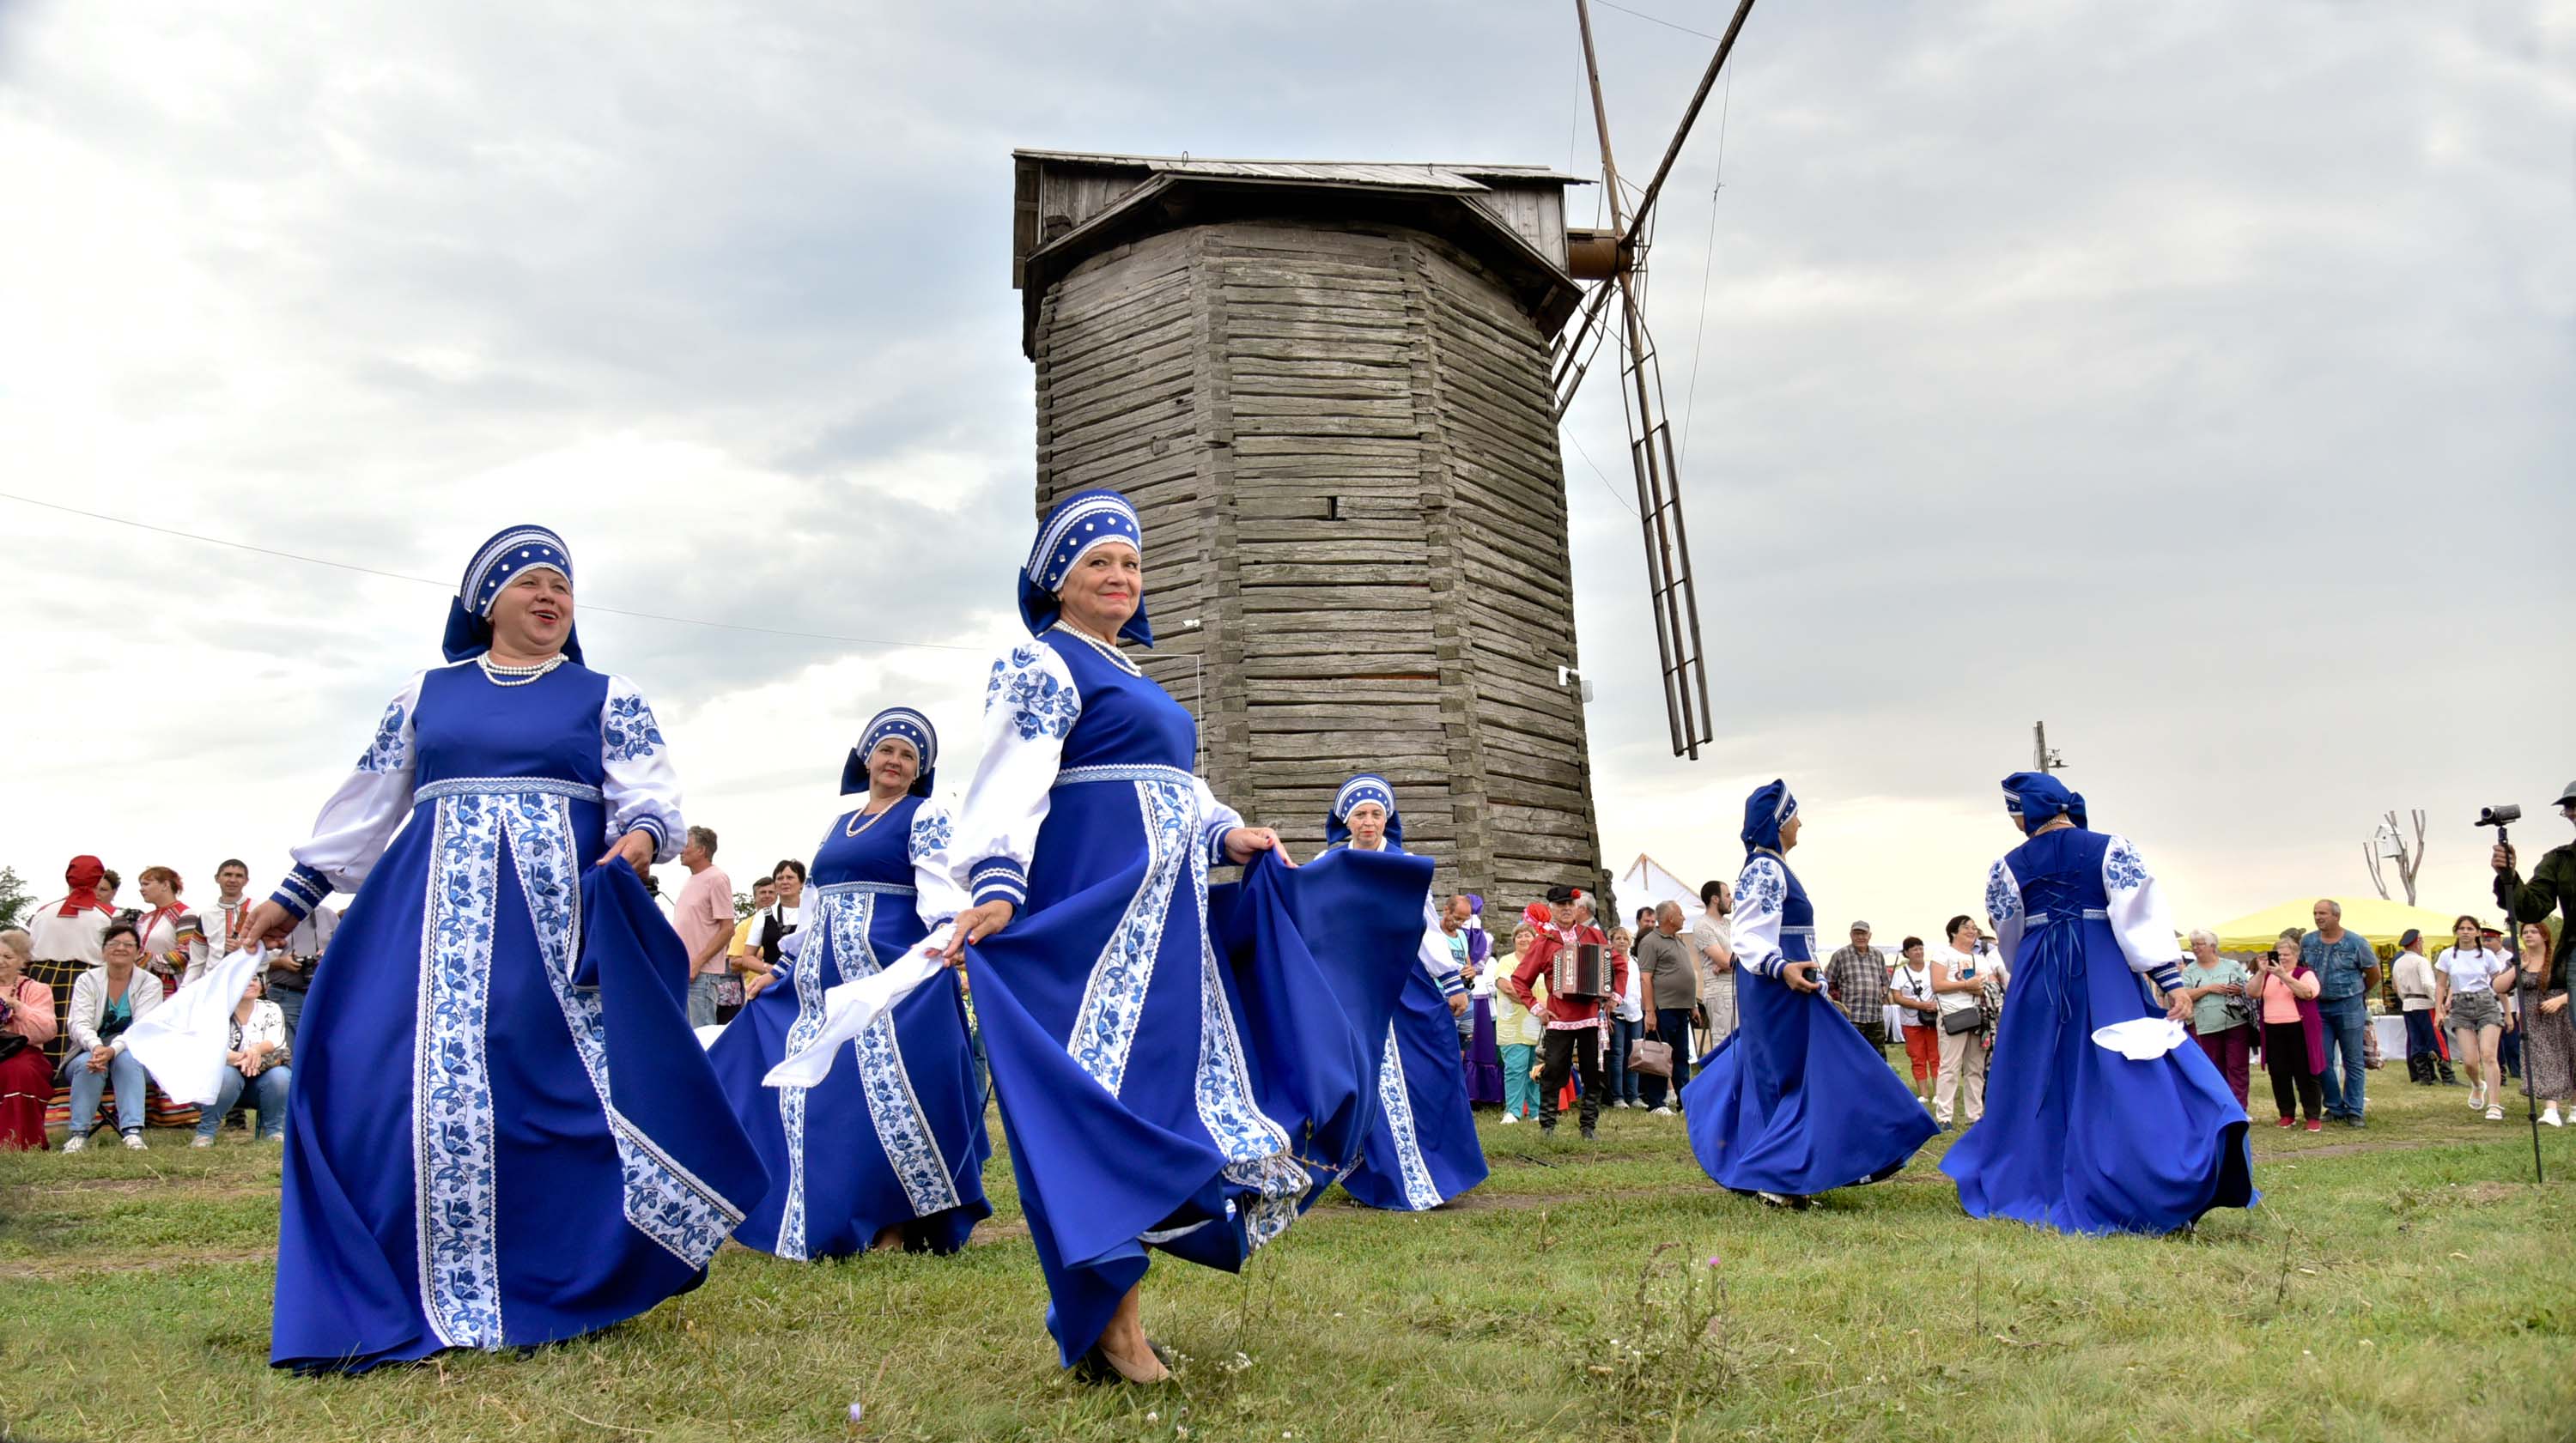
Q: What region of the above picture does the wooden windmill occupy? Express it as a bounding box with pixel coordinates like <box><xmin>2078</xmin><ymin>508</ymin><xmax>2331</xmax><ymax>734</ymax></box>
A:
<box><xmin>1007</xmin><ymin>1</ymin><xmax>1757</xmax><ymax>911</ymax></box>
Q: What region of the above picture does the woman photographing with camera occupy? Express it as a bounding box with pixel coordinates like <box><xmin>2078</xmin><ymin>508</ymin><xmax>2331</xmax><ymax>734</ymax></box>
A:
<box><xmin>2248</xmin><ymin>934</ymin><xmax>2326</xmax><ymax>1131</ymax></box>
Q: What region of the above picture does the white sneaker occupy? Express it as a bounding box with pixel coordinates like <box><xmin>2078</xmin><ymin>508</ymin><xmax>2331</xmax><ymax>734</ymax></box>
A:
<box><xmin>191</xmin><ymin>1135</ymin><xmax>215</xmax><ymax>1149</ymax></box>
<box><xmin>2544</xmin><ymin>1107</ymin><xmax>2564</xmax><ymax>1128</ymax></box>
<box><xmin>121</xmin><ymin>1132</ymin><xmax>147</xmax><ymax>1150</ymax></box>
<box><xmin>1498</xmin><ymin>1113</ymin><xmax>1518</xmax><ymax>1125</ymax></box>
<box><xmin>60</xmin><ymin>1134</ymin><xmax>87</xmax><ymax>1154</ymax></box>
<box><xmin>1649</xmin><ymin>1105</ymin><xmax>1674</xmax><ymax>1117</ymax></box>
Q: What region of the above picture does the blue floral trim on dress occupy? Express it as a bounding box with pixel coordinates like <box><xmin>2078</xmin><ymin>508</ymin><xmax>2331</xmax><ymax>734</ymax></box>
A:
<box><xmin>773</xmin><ymin>894</ymin><xmax>848</xmax><ymax>1261</ymax></box>
<box><xmin>496</xmin><ymin>792</ymin><xmax>743</xmax><ymax>1271</ymax></box>
<box><xmin>358</xmin><ymin>701</ymin><xmax>410</xmax><ymax>773</ymax></box>
<box><xmin>839</xmin><ymin>898</ymin><xmax>963</xmax><ymax>1222</ymax></box>
<box><xmin>1374</xmin><ymin>1025</ymin><xmax>1442</xmax><ymax>1210</ymax></box>
<box><xmin>990</xmin><ymin>646</ymin><xmax>1080</xmax><ymax>741</ymax></box>
<box><xmin>2103</xmin><ymin>837</ymin><xmax>2148</xmax><ymax>891</ymax></box>
<box><xmin>1182</xmin><ymin>821</ymin><xmax>1309</xmax><ymax>1249</ymax></box>
<box><xmin>601</xmin><ymin>694</ymin><xmax>665</xmax><ymax>763</ymax></box>
<box><xmin>1735</xmin><ymin>856</ymin><xmax>1786</xmax><ymax>919</ymax></box>
<box><xmin>1066</xmin><ymin>777</ymin><xmax>1191</xmax><ymax>1094</ymax></box>
<box><xmin>416</xmin><ymin>792</ymin><xmax>505</xmax><ymax>1349</ymax></box>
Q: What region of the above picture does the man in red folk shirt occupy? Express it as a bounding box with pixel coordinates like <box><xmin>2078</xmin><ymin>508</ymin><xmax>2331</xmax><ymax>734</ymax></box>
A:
<box><xmin>1506</xmin><ymin>884</ymin><xmax>1625</xmax><ymax>1141</ymax></box>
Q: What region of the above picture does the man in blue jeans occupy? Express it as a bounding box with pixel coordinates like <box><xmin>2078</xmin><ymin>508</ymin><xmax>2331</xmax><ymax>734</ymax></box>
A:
<box><xmin>2303</xmin><ymin>899</ymin><xmax>2383</xmax><ymax>1127</ymax></box>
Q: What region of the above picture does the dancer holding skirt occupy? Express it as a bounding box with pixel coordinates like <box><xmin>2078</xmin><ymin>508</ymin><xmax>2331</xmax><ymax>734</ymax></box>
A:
<box><xmin>1940</xmin><ymin>772</ymin><xmax>2255</xmax><ymax>1234</ymax></box>
<box><xmin>234</xmin><ymin>525</ymin><xmax>766</xmax><ymax>1372</ymax></box>
<box><xmin>1682</xmin><ymin>781</ymin><xmax>1935</xmax><ymax>1208</ymax></box>
<box><xmin>705</xmin><ymin>706</ymin><xmax>991</xmax><ymax>1258</ymax></box>
<box><xmin>1319</xmin><ymin>774</ymin><xmax>1488</xmax><ymax>1211</ymax></box>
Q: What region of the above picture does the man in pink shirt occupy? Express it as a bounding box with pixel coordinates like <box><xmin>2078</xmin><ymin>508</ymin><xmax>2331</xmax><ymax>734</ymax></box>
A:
<box><xmin>672</xmin><ymin>826</ymin><xmax>735</xmax><ymax>1028</ymax></box>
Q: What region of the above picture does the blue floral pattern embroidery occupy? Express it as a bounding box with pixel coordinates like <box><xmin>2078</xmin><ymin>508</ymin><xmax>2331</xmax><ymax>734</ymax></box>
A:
<box><xmin>1067</xmin><ymin>777</ymin><xmax>1191</xmax><ymax>1094</ymax></box>
<box><xmin>1185</xmin><ymin>820</ymin><xmax>1309</xmax><ymax>1250</ymax></box>
<box><xmin>990</xmin><ymin>644</ymin><xmax>1079</xmax><ymax>742</ymax></box>
<box><xmin>416</xmin><ymin>792</ymin><xmax>504</xmax><ymax>1349</ymax></box>
<box><xmin>1735</xmin><ymin>856</ymin><xmax>1786</xmax><ymax>918</ymax></box>
<box><xmin>1374</xmin><ymin>1026</ymin><xmax>1441</xmax><ymax>1210</ymax></box>
<box><xmin>601</xmin><ymin>694</ymin><xmax>665</xmax><ymax>763</ymax></box>
<box><xmin>358</xmin><ymin>700</ymin><xmax>410</xmax><ymax>773</ymax></box>
<box><xmin>498</xmin><ymin>791</ymin><xmax>742</xmax><ymax>1270</ymax></box>
<box><xmin>908</xmin><ymin>809</ymin><xmax>953</xmax><ymax>863</ymax></box>
<box><xmin>2104</xmin><ymin>837</ymin><xmax>2148</xmax><ymax>891</ymax></box>
<box><xmin>1984</xmin><ymin>861</ymin><xmax>2021</xmax><ymax>924</ymax></box>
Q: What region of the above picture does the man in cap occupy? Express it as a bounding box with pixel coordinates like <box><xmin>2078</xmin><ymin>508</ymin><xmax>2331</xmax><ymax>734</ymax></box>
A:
<box><xmin>1824</xmin><ymin>921</ymin><xmax>1891</xmax><ymax>1051</ymax></box>
<box><xmin>1504</xmin><ymin>885</ymin><xmax>1624</xmax><ymax>1140</ymax></box>
<box><xmin>2494</xmin><ymin>781</ymin><xmax>2576</xmax><ymax>1073</ymax></box>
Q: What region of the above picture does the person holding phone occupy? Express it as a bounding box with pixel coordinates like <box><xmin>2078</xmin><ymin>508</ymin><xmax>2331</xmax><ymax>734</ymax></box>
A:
<box><xmin>1929</xmin><ymin>915</ymin><xmax>1991</xmax><ymax>1129</ymax></box>
<box><xmin>2248</xmin><ymin>937</ymin><xmax>2327</xmax><ymax>1131</ymax></box>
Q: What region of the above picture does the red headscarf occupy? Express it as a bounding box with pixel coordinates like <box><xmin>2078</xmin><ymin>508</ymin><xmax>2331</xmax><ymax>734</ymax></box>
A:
<box><xmin>58</xmin><ymin>856</ymin><xmax>112</xmax><ymax>919</ymax></box>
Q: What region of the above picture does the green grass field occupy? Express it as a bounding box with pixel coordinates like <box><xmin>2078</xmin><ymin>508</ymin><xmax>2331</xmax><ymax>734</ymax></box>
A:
<box><xmin>4</xmin><ymin>1074</ymin><xmax>2573</xmax><ymax>1443</ymax></box>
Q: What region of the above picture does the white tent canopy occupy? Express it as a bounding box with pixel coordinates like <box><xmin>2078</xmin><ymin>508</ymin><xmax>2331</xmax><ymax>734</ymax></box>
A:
<box><xmin>1614</xmin><ymin>852</ymin><xmax>1709</xmax><ymax>931</ymax></box>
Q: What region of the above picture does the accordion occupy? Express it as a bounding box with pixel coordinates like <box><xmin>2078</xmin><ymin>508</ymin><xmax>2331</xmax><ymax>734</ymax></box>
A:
<box><xmin>1550</xmin><ymin>939</ymin><xmax>1607</xmax><ymax>1002</ymax></box>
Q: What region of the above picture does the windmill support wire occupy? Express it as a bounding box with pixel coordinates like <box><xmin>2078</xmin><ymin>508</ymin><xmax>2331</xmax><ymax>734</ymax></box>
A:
<box><xmin>1617</xmin><ymin>0</ymin><xmax>1761</xmax><ymax>257</ymax></box>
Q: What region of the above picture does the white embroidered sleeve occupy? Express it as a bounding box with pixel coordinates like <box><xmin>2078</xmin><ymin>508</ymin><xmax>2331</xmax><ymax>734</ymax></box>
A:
<box><xmin>951</xmin><ymin>641</ymin><xmax>1081</xmax><ymax>909</ymax></box>
<box><xmin>1419</xmin><ymin>895</ymin><xmax>1467</xmax><ymax>997</ymax></box>
<box><xmin>1192</xmin><ymin>776</ymin><xmax>1247</xmax><ymax>868</ymax></box>
<box><xmin>908</xmin><ymin>800</ymin><xmax>972</xmax><ymax>932</ymax></box>
<box><xmin>600</xmin><ymin>674</ymin><xmax>683</xmax><ymax>864</ymax></box>
<box><xmin>271</xmin><ymin>672</ymin><xmax>428</xmax><ymax>920</ymax></box>
<box><xmin>2101</xmin><ymin>834</ymin><xmax>2185</xmax><ymax>992</ymax></box>
<box><xmin>1985</xmin><ymin>858</ymin><xmax>2026</xmax><ymax>972</ymax></box>
<box><xmin>1730</xmin><ymin>856</ymin><xmax>1789</xmax><ymax>981</ymax></box>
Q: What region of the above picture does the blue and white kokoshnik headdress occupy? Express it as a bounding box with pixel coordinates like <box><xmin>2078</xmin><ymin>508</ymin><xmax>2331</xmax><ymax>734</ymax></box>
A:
<box><xmin>441</xmin><ymin>524</ymin><xmax>583</xmax><ymax>664</ymax></box>
<box><xmin>1018</xmin><ymin>488</ymin><xmax>1152</xmax><ymax>646</ymax></box>
<box><xmin>841</xmin><ymin>706</ymin><xmax>939</xmax><ymax>797</ymax></box>
<box><xmin>1741</xmin><ymin>779</ymin><xmax>1796</xmax><ymax>854</ymax></box>
<box><xmin>2000</xmin><ymin>771</ymin><xmax>2087</xmax><ymax>831</ymax></box>
<box><xmin>1325</xmin><ymin>773</ymin><xmax>1403</xmax><ymax>850</ymax></box>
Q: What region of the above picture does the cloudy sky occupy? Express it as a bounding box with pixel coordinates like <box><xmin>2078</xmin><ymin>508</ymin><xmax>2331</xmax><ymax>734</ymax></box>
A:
<box><xmin>3</xmin><ymin>0</ymin><xmax>2570</xmax><ymax>940</ymax></box>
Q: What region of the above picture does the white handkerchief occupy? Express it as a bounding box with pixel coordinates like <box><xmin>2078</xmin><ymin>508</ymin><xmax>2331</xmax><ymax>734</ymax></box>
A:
<box><xmin>2090</xmin><ymin>1017</ymin><xmax>2187</xmax><ymax>1061</ymax></box>
<box><xmin>762</xmin><ymin>945</ymin><xmax>951</xmax><ymax>1089</ymax></box>
<box><xmin>121</xmin><ymin>946</ymin><xmax>265</xmax><ymax>1107</ymax></box>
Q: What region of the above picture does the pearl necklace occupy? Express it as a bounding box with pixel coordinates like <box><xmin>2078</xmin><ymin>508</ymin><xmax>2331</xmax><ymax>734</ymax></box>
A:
<box><xmin>843</xmin><ymin>797</ymin><xmax>904</xmax><ymax>839</ymax></box>
<box><xmin>478</xmin><ymin>654</ymin><xmax>566</xmax><ymax>688</ymax></box>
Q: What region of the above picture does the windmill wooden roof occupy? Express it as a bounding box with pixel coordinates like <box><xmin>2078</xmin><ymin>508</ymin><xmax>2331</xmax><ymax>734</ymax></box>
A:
<box><xmin>1011</xmin><ymin>148</ymin><xmax>1591</xmax><ymax>355</ymax></box>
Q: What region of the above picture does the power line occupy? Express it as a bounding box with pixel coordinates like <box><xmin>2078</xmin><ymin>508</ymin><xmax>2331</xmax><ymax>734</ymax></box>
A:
<box><xmin>1564</xmin><ymin>432</ymin><xmax>1640</xmax><ymax>518</ymax></box>
<box><xmin>0</xmin><ymin>489</ymin><xmax>987</xmax><ymax>653</ymax></box>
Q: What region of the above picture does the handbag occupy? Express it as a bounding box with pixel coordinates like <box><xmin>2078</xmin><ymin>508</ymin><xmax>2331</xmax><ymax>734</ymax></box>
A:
<box><xmin>1940</xmin><ymin>1006</ymin><xmax>1983</xmax><ymax>1036</ymax></box>
<box><xmin>1628</xmin><ymin>1034</ymin><xmax>1674</xmax><ymax>1077</ymax></box>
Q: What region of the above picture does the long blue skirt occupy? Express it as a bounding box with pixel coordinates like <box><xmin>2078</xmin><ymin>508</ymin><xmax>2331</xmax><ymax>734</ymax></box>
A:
<box><xmin>1340</xmin><ymin>963</ymin><xmax>1488</xmax><ymax>1210</ymax></box>
<box><xmin>970</xmin><ymin>837</ymin><xmax>1422</xmax><ymax>1366</ymax></box>
<box><xmin>1682</xmin><ymin>972</ymin><xmax>1936</xmax><ymax>1197</ymax></box>
<box><xmin>705</xmin><ymin>912</ymin><xmax>990</xmax><ymax>1260</ymax></box>
<box><xmin>1940</xmin><ymin>918</ymin><xmax>2256</xmax><ymax>1234</ymax></box>
<box><xmin>272</xmin><ymin>815</ymin><xmax>764</xmax><ymax>1372</ymax></box>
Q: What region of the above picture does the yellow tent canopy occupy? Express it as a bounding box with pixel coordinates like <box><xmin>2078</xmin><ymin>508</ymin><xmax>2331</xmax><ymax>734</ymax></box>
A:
<box><xmin>2204</xmin><ymin>897</ymin><xmax>2464</xmax><ymax>956</ymax></box>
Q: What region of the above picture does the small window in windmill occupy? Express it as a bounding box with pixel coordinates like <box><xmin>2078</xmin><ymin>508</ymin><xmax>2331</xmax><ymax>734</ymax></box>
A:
<box><xmin>1328</xmin><ymin>496</ymin><xmax>1341</xmax><ymax>521</ymax></box>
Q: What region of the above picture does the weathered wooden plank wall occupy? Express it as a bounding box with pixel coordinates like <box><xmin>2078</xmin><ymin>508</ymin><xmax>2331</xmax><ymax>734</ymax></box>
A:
<box><xmin>1031</xmin><ymin>217</ymin><xmax>1610</xmax><ymax>916</ymax></box>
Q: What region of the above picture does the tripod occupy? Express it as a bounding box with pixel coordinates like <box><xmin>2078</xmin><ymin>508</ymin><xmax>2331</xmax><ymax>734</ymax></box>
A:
<box><xmin>2497</xmin><ymin>822</ymin><xmax>2546</xmax><ymax>1185</ymax></box>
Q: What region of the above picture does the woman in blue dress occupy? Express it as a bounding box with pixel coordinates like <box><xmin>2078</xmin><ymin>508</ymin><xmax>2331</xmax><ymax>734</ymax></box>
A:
<box><xmin>705</xmin><ymin>707</ymin><xmax>992</xmax><ymax>1259</ymax></box>
<box><xmin>1682</xmin><ymin>781</ymin><xmax>1936</xmax><ymax>1208</ymax></box>
<box><xmin>1941</xmin><ymin>772</ymin><xmax>2256</xmax><ymax>1234</ymax></box>
<box><xmin>1320</xmin><ymin>774</ymin><xmax>1488</xmax><ymax>1211</ymax></box>
<box><xmin>786</xmin><ymin>488</ymin><xmax>1427</xmax><ymax>1384</ymax></box>
<box><xmin>235</xmin><ymin>525</ymin><xmax>767</xmax><ymax>1373</ymax></box>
